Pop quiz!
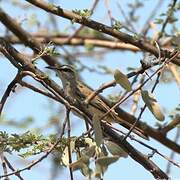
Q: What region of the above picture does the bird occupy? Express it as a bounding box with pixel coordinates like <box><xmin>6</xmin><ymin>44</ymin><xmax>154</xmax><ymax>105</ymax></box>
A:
<box><xmin>46</xmin><ymin>65</ymin><xmax>148</xmax><ymax>139</ymax></box>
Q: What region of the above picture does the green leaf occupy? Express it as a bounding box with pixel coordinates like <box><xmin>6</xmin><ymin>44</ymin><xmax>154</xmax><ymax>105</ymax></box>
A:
<box><xmin>112</xmin><ymin>20</ymin><xmax>123</xmax><ymax>30</ymax></box>
<box><xmin>85</xmin><ymin>42</ymin><xmax>94</xmax><ymax>51</ymax></box>
<box><xmin>95</xmin><ymin>156</ymin><xmax>119</xmax><ymax>177</ymax></box>
<box><xmin>105</xmin><ymin>141</ymin><xmax>128</xmax><ymax>158</ymax></box>
<box><xmin>61</xmin><ymin>146</ymin><xmax>69</xmax><ymax>166</ymax></box>
<box><xmin>154</xmin><ymin>18</ymin><xmax>164</xmax><ymax>24</ymax></box>
<box><xmin>172</xmin><ymin>35</ymin><xmax>180</xmax><ymax>47</ymax></box>
<box><xmin>72</xmin><ymin>9</ymin><xmax>92</xmax><ymax>18</ymax></box>
<box><xmin>69</xmin><ymin>157</ymin><xmax>92</xmax><ymax>177</ymax></box>
<box><xmin>94</xmin><ymin>162</ymin><xmax>107</xmax><ymax>178</ymax></box>
<box><xmin>141</xmin><ymin>90</ymin><xmax>165</xmax><ymax>121</ymax></box>
<box><xmin>71</xmin><ymin>150</ymin><xmax>92</xmax><ymax>178</ymax></box>
<box><xmin>27</xmin><ymin>13</ymin><xmax>38</xmax><ymax>27</ymax></box>
<box><xmin>96</xmin><ymin>156</ymin><xmax>119</xmax><ymax>167</ymax></box>
<box><xmin>61</xmin><ymin>140</ymin><xmax>75</xmax><ymax>166</ymax></box>
<box><xmin>93</xmin><ymin>114</ymin><xmax>103</xmax><ymax>146</ymax></box>
<box><xmin>84</xmin><ymin>137</ymin><xmax>96</xmax><ymax>146</ymax></box>
<box><xmin>114</xmin><ymin>69</ymin><xmax>132</xmax><ymax>92</ymax></box>
<box><xmin>81</xmin><ymin>145</ymin><xmax>96</xmax><ymax>158</ymax></box>
<box><xmin>69</xmin><ymin>158</ymin><xmax>87</xmax><ymax>171</ymax></box>
<box><xmin>69</xmin><ymin>159</ymin><xmax>83</xmax><ymax>170</ymax></box>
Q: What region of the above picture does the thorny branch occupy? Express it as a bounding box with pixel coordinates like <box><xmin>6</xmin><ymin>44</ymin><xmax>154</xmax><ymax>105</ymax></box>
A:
<box><xmin>0</xmin><ymin>98</ymin><xmax>69</xmax><ymax>179</ymax></box>
<box><xmin>25</xmin><ymin>0</ymin><xmax>180</xmax><ymax>66</ymax></box>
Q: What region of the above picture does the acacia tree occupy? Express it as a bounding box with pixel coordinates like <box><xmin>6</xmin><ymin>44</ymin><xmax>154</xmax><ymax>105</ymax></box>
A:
<box><xmin>0</xmin><ymin>0</ymin><xmax>179</xmax><ymax>179</ymax></box>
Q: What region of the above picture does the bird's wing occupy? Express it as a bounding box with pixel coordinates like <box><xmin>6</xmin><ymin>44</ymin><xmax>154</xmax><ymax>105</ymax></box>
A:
<box><xmin>78</xmin><ymin>82</ymin><xmax>148</xmax><ymax>139</ymax></box>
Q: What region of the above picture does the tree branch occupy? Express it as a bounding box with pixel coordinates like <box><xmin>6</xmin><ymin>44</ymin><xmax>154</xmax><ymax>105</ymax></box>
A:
<box><xmin>25</xmin><ymin>0</ymin><xmax>180</xmax><ymax>66</ymax></box>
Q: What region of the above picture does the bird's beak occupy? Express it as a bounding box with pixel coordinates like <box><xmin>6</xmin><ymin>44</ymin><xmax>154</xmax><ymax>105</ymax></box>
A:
<box><xmin>46</xmin><ymin>66</ymin><xmax>58</xmax><ymax>70</ymax></box>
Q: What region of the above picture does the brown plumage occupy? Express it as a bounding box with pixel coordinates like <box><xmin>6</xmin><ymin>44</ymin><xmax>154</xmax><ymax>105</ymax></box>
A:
<box><xmin>47</xmin><ymin>65</ymin><xmax>148</xmax><ymax>140</ymax></box>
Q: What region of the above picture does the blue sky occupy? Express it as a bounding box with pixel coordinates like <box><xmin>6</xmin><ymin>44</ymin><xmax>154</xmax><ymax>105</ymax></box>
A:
<box><xmin>0</xmin><ymin>0</ymin><xmax>179</xmax><ymax>179</ymax></box>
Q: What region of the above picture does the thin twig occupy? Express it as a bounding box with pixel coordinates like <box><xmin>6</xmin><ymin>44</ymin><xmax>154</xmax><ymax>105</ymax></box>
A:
<box><xmin>0</xmin><ymin>72</ymin><xmax>23</xmax><ymax>115</ymax></box>
<box><xmin>0</xmin><ymin>106</ymin><xmax>68</xmax><ymax>179</ymax></box>
<box><xmin>99</xmin><ymin>50</ymin><xmax>179</xmax><ymax>122</ymax></box>
<box><xmin>85</xmin><ymin>81</ymin><xmax>116</xmax><ymax>104</ymax></box>
<box><xmin>166</xmin><ymin>128</ymin><xmax>180</xmax><ymax>174</ymax></box>
<box><xmin>104</xmin><ymin>122</ymin><xmax>180</xmax><ymax>168</ymax></box>
<box><xmin>19</xmin><ymin>80</ymin><xmax>59</xmax><ymax>101</ymax></box>
<box><xmin>25</xmin><ymin>0</ymin><xmax>180</xmax><ymax>63</ymax></box>
<box><xmin>130</xmin><ymin>75</ymin><xmax>145</xmax><ymax>115</ymax></box>
<box><xmin>0</xmin><ymin>153</ymin><xmax>9</xmax><ymax>180</ymax></box>
<box><xmin>116</xmin><ymin>2</ymin><xmax>136</xmax><ymax>33</ymax></box>
<box><xmin>168</xmin><ymin>63</ymin><xmax>180</xmax><ymax>86</ymax></box>
<box><xmin>141</xmin><ymin>0</ymin><xmax>164</xmax><ymax>35</ymax></box>
<box><xmin>123</xmin><ymin>71</ymin><xmax>161</xmax><ymax>141</ymax></box>
<box><xmin>66</xmin><ymin>109</ymin><xmax>74</xmax><ymax>180</ymax></box>
<box><xmin>103</xmin><ymin>123</ymin><xmax>169</xmax><ymax>179</ymax></box>
<box><xmin>4</xmin><ymin>157</ymin><xmax>24</xmax><ymax>180</ymax></box>
<box><xmin>160</xmin><ymin>115</ymin><xmax>180</xmax><ymax>134</ymax></box>
<box><xmin>3</xmin><ymin>33</ymin><xmax>140</xmax><ymax>52</ymax></box>
<box><xmin>158</xmin><ymin>0</ymin><xmax>178</xmax><ymax>40</ymax></box>
<box><xmin>63</xmin><ymin>0</ymin><xmax>99</xmax><ymax>44</ymax></box>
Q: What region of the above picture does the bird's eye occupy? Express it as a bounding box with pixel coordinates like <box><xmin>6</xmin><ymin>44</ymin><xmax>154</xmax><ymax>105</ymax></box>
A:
<box><xmin>62</xmin><ymin>68</ymin><xmax>71</xmax><ymax>72</ymax></box>
<box><xmin>60</xmin><ymin>66</ymin><xmax>74</xmax><ymax>72</ymax></box>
